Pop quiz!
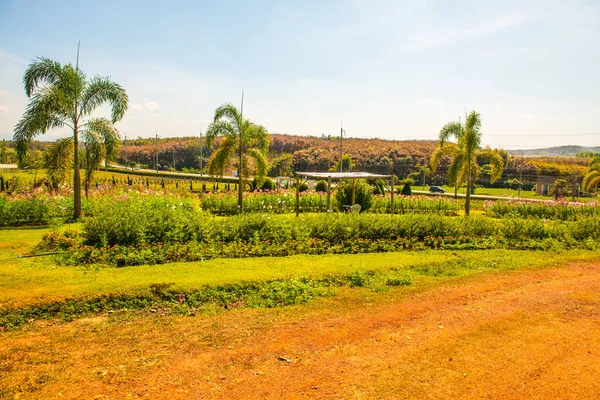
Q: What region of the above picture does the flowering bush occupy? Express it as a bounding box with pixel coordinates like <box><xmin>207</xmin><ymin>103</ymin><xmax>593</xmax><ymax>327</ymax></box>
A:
<box><xmin>0</xmin><ymin>187</ymin><xmax>72</xmax><ymax>226</ymax></box>
<box><xmin>485</xmin><ymin>198</ymin><xmax>600</xmax><ymax>221</ymax></box>
<box><xmin>40</xmin><ymin>205</ymin><xmax>600</xmax><ymax>266</ymax></box>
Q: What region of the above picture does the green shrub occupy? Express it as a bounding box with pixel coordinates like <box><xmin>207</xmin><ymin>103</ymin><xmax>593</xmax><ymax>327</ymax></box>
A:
<box><xmin>261</xmin><ymin>179</ymin><xmax>275</xmax><ymax>191</ymax></box>
<box><xmin>401</xmin><ymin>184</ymin><xmax>412</xmax><ymax>196</ymax></box>
<box><xmin>335</xmin><ymin>179</ymin><xmax>372</xmax><ymax>212</ymax></box>
<box><xmin>372</xmin><ymin>179</ymin><xmax>386</xmax><ymax>196</ymax></box>
<box><xmin>386</xmin><ymin>276</ymin><xmax>412</xmax><ymax>286</ymax></box>
<box><xmin>298</xmin><ymin>183</ymin><xmax>309</xmax><ymax>192</ymax></box>
<box><xmin>315</xmin><ymin>180</ymin><xmax>328</xmax><ymax>193</ymax></box>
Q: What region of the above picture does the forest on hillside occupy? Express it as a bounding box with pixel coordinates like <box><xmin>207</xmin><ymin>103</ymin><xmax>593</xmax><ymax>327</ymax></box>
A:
<box><xmin>1</xmin><ymin>135</ymin><xmax>593</xmax><ymax>187</ymax></box>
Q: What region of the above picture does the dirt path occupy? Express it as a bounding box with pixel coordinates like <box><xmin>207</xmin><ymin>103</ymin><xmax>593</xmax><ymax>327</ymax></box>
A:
<box><xmin>2</xmin><ymin>263</ymin><xmax>600</xmax><ymax>399</ymax></box>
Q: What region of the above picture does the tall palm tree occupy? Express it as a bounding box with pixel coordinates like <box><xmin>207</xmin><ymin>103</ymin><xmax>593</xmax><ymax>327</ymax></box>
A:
<box><xmin>13</xmin><ymin>56</ymin><xmax>128</xmax><ymax>219</ymax></box>
<box><xmin>205</xmin><ymin>103</ymin><xmax>270</xmax><ymax>213</ymax></box>
<box><xmin>582</xmin><ymin>156</ymin><xmax>600</xmax><ymax>192</ymax></box>
<box><xmin>430</xmin><ymin>111</ymin><xmax>504</xmax><ymax>216</ymax></box>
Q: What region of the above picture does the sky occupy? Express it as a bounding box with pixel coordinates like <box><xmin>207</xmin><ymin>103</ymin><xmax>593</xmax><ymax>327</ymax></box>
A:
<box><xmin>0</xmin><ymin>0</ymin><xmax>599</xmax><ymax>150</ymax></box>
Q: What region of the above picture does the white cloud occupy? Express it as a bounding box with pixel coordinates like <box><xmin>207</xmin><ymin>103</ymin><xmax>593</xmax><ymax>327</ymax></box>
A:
<box><xmin>0</xmin><ymin>49</ymin><xmax>26</xmax><ymax>65</ymax></box>
<box><xmin>130</xmin><ymin>104</ymin><xmax>144</xmax><ymax>110</ymax></box>
<box><xmin>151</xmin><ymin>113</ymin><xmax>162</xmax><ymax>118</ymax></box>
<box><xmin>495</xmin><ymin>103</ymin><xmax>504</xmax><ymax>108</ymax></box>
<box><xmin>144</xmin><ymin>101</ymin><xmax>160</xmax><ymax>111</ymax></box>
<box><xmin>404</xmin><ymin>12</ymin><xmax>533</xmax><ymax>53</ymax></box>
<box><xmin>0</xmin><ymin>106</ymin><xmax>7</xmax><ymax>112</ymax></box>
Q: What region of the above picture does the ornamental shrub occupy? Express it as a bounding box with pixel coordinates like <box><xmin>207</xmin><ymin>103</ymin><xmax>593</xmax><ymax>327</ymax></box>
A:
<box><xmin>335</xmin><ymin>179</ymin><xmax>372</xmax><ymax>212</ymax></box>
<box><xmin>315</xmin><ymin>180</ymin><xmax>328</xmax><ymax>193</ymax></box>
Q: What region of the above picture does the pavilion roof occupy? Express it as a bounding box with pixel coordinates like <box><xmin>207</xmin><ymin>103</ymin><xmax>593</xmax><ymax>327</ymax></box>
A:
<box><xmin>296</xmin><ymin>171</ymin><xmax>391</xmax><ymax>179</ymax></box>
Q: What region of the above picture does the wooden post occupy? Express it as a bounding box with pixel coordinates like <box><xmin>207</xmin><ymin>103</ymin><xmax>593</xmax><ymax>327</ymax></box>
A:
<box><xmin>390</xmin><ymin>173</ymin><xmax>395</xmax><ymax>215</ymax></box>
<box><xmin>295</xmin><ymin>178</ymin><xmax>300</xmax><ymax>217</ymax></box>
<box><xmin>327</xmin><ymin>175</ymin><xmax>332</xmax><ymax>211</ymax></box>
<box><xmin>351</xmin><ymin>179</ymin><xmax>356</xmax><ymax>206</ymax></box>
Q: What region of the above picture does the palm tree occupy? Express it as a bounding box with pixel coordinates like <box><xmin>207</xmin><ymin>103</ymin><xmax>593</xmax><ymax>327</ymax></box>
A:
<box><xmin>430</xmin><ymin>111</ymin><xmax>504</xmax><ymax>216</ymax></box>
<box><xmin>205</xmin><ymin>103</ymin><xmax>270</xmax><ymax>213</ymax></box>
<box><xmin>582</xmin><ymin>156</ymin><xmax>600</xmax><ymax>193</ymax></box>
<box><xmin>13</xmin><ymin>56</ymin><xmax>128</xmax><ymax>219</ymax></box>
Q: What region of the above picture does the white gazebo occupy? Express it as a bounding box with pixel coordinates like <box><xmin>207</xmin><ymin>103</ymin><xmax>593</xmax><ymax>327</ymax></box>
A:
<box><xmin>294</xmin><ymin>171</ymin><xmax>395</xmax><ymax>216</ymax></box>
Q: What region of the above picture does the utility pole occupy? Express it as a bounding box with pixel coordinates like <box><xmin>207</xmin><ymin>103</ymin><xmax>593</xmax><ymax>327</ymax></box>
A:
<box><xmin>238</xmin><ymin>89</ymin><xmax>244</xmax><ymax>213</ymax></box>
<box><xmin>518</xmin><ymin>152</ymin><xmax>524</xmax><ymax>197</ymax></box>
<box><xmin>339</xmin><ymin>122</ymin><xmax>345</xmax><ymax>173</ymax></box>
<box><xmin>124</xmin><ymin>133</ymin><xmax>128</xmax><ymax>169</ymax></box>
<box><xmin>199</xmin><ymin>130</ymin><xmax>203</xmax><ymax>172</ymax></box>
<box><xmin>155</xmin><ymin>131</ymin><xmax>159</xmax><ymax>173</ymax></box>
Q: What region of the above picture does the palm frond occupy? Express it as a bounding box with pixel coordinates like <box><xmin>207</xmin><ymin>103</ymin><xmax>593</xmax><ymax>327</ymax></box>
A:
<box><xmin>588</xmin><ymin>156</ymin><xmax>600</xmax><ymax>172</ymax></box>
<box><xmin>13</xmin><ymin>86</ymin><xmax>73</xmax><ymax>160</ymax></box>
<box><xmin>244</xmin><ymin>122</ymin><xmax>270</xmax><ymax>153</ymax></box>
<box><xmin>461</xmin><ymin>110</ymin><xmax>482</xmax><ymax>155</ymax></box>
<box><xmin>79</xmin><ymin>77</ymin><xmax>129</xmax><ymax>123</ymax></box>
<box><xmin>430</xmin><ymin>145</ymin><xmax>456</xmax><ymax>172</ymax></box>
<box><xmin>448</xmin><ymin>152</ymin><xmax>466</xmax><ymax>186</ymax></box>
<box><xmin>585</xmin><ymin>175</ymin><xmax>600</xmax><ymax>191</ymax></box>
<box><xmin>44</xmin><ymin>138</ymin><xmax>73</xmax><ymax>189</ymax></box>
<box><xmin>205</xmin><ymin>120</ymin><xmax>236</xmax><ymax>148</ymax></box>
<box><xmin>246</xmin><ymin>147</ymin><xmax>270</xmax><ymax>184</ymax></box>
<box><xmin>23</xmin><ymin>57</ymin><xmax>64</xmax><ymax>97</ymax></box>
<box><xmin>583</xmin><ymin>170</ymin><xmax>600</xmax><ymax>191</ymax></box>
<box><xmin>477</xmin><ymin>147</ymin><xmax>504</xmax><ymax>183</ymax></box>
<box><xmin>438</xmin><ymin>121</ymin><xmax>462</xmax><ymax>146</ymax></box>
<box><xmin>81</xmin><ymin>118</ymin><xmax>121</xmax><ymax>185</ymax></box>
<box><xmin>207</xmin><ymin>136</ymin><xmax>237</xmax><ymax>177</ymax></box>
<box><xmin>214</xmin><ymin>103</ymin><xmax>242</xmax><ymax>131</ymax></box>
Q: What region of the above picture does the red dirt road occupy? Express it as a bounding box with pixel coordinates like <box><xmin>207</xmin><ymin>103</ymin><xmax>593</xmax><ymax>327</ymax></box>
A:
<box><xmin>2</xmin><ymin>263</ymin><xmax>600</xmax><ymax>399</ymax></box>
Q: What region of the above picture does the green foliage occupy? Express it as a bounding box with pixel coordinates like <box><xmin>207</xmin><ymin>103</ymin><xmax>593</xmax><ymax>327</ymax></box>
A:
<box><xmin>13</xmin><ymin>56</ymin><xmax>128</xmax><ymax>219</ymax></box>
<box><xmin>205</xmin><ymin>103</ymin><xmax>271</xmax><ymax>212</ymax></box>
<box><xmin>431</xmin><ymin>111</ymin><xmax>505</xmax><ymax>216</ymax></box>
<box><xmin>261</xmin><ymin>179</ymin><xmax>275</xmax><ymax>191</ymax></box>
<box><xmin>386</xmin><ymin>275</ymin><xmax>412</xmax><ymax>286</ymax></box>
<box><xmin>371</xmin><ymin>179</ymin><xmax>385</xmax><ymax>196</ymax></box>
<box><xmin>39</xmin><ymin>203</ymin><xmax>600</xmax><ymax>266</ymax></box>
<box><xmin>45</xmin><ymin>138</ymin><xmax>73</xmax><ymax>189</ymax></box>
<box><xmin>315</xmin><ymin>180</ymin><xmax>328</xmax><ymax>193</ymax></box>
<box><xmin>335</xmin><ymin>179</ymin><xmax>372</xmax><ymax>212</ymax></box>
<box><xmin>401</xmin><ymin>184</ymin><xmax>412</xmax><ymax>196</ymax></box>
<box><xmin>0</xmin><ymin>191</ymin><xmax>72</xmax><ymax>226</ymax></box>
<box><xmin>485</xmin><ymin>199</ymin><xmax>600</xmax><ymax>221</ymax></box>
<box><xmin>82</xmin><ymin>197</ymin><xmax>202</xmax><ymax>247</ymax></box>
<box><xmin>298</xmin><ymin>182</ymin><xmax>309</xmax><ymax>192</ymax></box>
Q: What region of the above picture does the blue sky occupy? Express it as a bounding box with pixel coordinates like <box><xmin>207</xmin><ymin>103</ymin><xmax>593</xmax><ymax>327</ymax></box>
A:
<box><xmin>0</xmin><ymin>0</ymin><xmax>599</xmax><ymax>149</ymax></box>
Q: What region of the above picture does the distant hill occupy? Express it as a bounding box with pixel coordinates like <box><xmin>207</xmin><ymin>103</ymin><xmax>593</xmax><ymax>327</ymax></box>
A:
<box><xmin>507</xmin><ymin>145</ymin><xmax>600</xmax><ymax>157</ymax></box>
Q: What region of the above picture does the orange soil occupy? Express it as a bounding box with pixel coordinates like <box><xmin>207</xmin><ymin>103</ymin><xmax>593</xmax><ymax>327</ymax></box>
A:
<box><xmin>2</xmin><ymin>262</ymin><xmax>599</xmax><ymax>399</ymax></box>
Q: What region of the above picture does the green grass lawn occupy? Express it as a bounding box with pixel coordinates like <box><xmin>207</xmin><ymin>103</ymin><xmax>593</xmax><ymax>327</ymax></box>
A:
<box><xmin>432</xmin><ymin>185</ymin><xmax>599</xmax><ymax>202</ymax></box>
<box><xmin>2</xmin><ymin>225</ymin><xmax>600</xmax><ymax>312</ymax></box>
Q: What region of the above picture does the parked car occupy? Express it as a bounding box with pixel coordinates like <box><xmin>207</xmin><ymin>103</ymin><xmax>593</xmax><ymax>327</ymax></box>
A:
<box><xmin>429</xmin><ymin>186</ymin><xmax>446</xmax><ymax>193</ymax></box>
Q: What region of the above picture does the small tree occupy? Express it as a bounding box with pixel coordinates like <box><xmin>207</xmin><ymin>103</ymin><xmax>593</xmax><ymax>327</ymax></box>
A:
<box><xmin>13</xmin><ymin>56</ymin><xmax>128</xmax><ymax>219</ymax></box>
<box><xmin>205</xmin><ymin>103</ymin><xmax>270</xmax><ymax>213</ymax></box>
<box><xmin>431</xmin><ymin>111</ymin><xmax>504</xmax><ymax>216</ymax></box>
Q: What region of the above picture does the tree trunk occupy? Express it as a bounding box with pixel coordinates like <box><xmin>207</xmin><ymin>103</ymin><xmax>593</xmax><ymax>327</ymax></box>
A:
<box><xmin>465</xmin><ymin>159</ymin><xmax>471</xmax><ymax>217</ymax></box>
<box><xmin>73</xmin><ymin>125</ymin><xmax>82</xmax><ymax>220</ymax></box>
<box><xmin>238</xmin><ymin>139</ymin><xmax>243</xmax><ymax>214</ymax></box>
